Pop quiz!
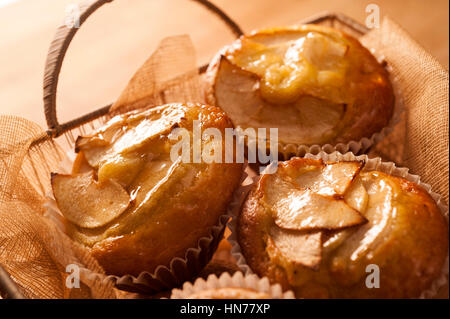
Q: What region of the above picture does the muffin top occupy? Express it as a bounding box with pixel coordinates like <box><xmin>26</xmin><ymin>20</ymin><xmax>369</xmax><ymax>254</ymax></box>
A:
<box><xmin>52</xmin><ymin>103</ymin><xmax>243</xmax><ymax>276</ymax></box>
<box><xmin>238</xmin><ymin>158</ymin><xmax>448</xmax><ymax>298</ymax></box>
<box><xmin>206</xmin><ymin>25</ymin><xmax>395</xmax><ymax>146</ymax></box>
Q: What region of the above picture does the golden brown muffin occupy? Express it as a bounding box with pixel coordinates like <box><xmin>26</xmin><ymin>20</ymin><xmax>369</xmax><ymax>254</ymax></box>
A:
<box><xmin>205</xmin><ymin>25</ymin><xmax>395</xmax><ymax>148</ymax></box>
<box><xmin>52</xmin><ymin>103</ymin><xmax>243</xmax><ymax>276</ymax></box>
<box><xmin>238</xmin><ymin>158</ymin><xmax>448</xmax><ymax>298</ymax></box>
<box><xmin>187</xmin><ymin>287</ymin><xmax>270</xmax><ymax>299</ymax></box>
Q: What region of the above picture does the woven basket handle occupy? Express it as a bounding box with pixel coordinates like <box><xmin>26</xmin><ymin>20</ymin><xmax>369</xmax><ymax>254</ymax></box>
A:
<box><xmin>43</xmin><ymin>0</ymin><xmax>243</xmax><ymax>136</ymax></box>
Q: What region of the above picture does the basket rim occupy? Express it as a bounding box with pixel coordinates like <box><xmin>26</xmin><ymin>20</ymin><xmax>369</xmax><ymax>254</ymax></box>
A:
<box><xmin>42</xmin><ymin>0</ymin><xmax>244</xmax><ymax>138</ymax></box>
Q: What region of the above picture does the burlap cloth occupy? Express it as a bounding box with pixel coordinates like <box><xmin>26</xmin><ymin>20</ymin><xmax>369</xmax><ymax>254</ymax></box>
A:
<box><xmin>0</xmin><ymin>17</ymin><xmax>448</xmax><ymax>299</ymax></box>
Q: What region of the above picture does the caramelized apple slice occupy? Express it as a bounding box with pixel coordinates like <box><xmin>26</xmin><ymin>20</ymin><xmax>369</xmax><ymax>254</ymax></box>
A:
<box><xmin>76</xmin><ymin>105</ymin><xmax>184</xmax><ymax>168</ymax></box>
<box><xmin>224</xmin><ymin>29</ymin><xmax>350</xmax><ymax>105</ymax></box>
<box><xmin>71</xmin><ymin>151</ymin><xmax>92</xmax><ymax>174</ymax></box>
<box><xmin>51</xmin><ymin>171</ymin><xmax>130</xmax><ymax>229</ymax></box>
<box><xmin>77</xmin><ymin>120</ymin><xmax>174</xmax><ymax>169</ymax></box>
<box><xmin>344</xmin><ymin>176</ymin><xmax>369</xmax><ymax>213</ymax></box>
<box><xmin>260</xmin><ymin>171</ymin><xmax>367</xmax><ymax>231</ymax></box>
<box><xmin>331</xmin><ymin>171</ymin><xmax>396</xmax><ymax>264</ymax></box>
<box><xmin>272</xmin><ymin>188</ymin><xmax>366</xmax><ymax>231</ymax></box>
<box><xmin>268</xmin><ymin>226</ymin><xmax>322</xmax><ymax>269</ymax></box>
<box><xmin>295</xmin><ymin>161</ymin><xmax>363</xmax><ymax>196</ymax></box>
<box><xmin>127</xmin><ymin>157</ymin><xmax>174</xmax><ymax>205</ymax></box>
<box><xmin>300</xmin><ymin>31</ymin><xmax>349</xmax><ymax>69</ymax></box>
<box><xmin>110</xmin><ymin>114</ymin><xmax>180</xmax><ymax>155</ymax></box>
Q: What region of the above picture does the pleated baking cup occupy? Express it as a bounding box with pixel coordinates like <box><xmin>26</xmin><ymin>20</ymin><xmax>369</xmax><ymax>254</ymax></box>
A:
<box><xmin>227</xmin><ymin>151</ymin><xmax>449</xmax><ymax>299</ymax></box>
<box><xmin>170</xmin><ymin>271</ymin><xmax>294</xmax><ymax>299</ymax></box>
<box><xmin>205</xmin><ymin>39</ymin><xmax>404</xmax><ymax>161</ymax></box>
<box><xmin>44</xmin><ymin>151</ymin><xmax>248</xmax><ymax>294</ymax></box>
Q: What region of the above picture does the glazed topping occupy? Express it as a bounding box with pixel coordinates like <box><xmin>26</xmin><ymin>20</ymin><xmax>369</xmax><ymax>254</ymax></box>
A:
<box><xmin>262</xmin><ymin>174</ymin><xmax>366</xmax><ymax>231</ymax></box>
<box><xmin>76</xmin><ymin>105</ymin><xmax>184</xmax><ymax>169</ymax></box>
<box><xmin>214</xmin><ymin>25</ymin><xmax>395</xmax><ymax>147</ymax></box>
<box><xmin>52</xmin><ymin>105</ymin><xmax>188</xmax><ymax>236</ymax></box>
<box><xmin>214</xmin><ymin>57</ymin><xmax>346</xmax><ymax>145</ymax></box>
<box><xmin>294</xmin><ymin>161</ymin><xmax>361</xmax><ymax>196</ymax></box>
<box><xmin>267</xmin><ymin>227</ymin><xmax>322</xmax><ymax>269</ymax></box>
<box><xmin>330</xmin><ymin>172</ymin><xmax>395</xmax><ymax>265</ymax></box>
<box><xmin>343</xmin><ymin>176</ymin><xmax>369</xmax><ymax>213</ymax></box>
<box><xmin>227</xmin><ymin>29</ymin><xmax>350</xmax><ymax>105</ymax></box>
<box><xmin>243</xmin><ymin>158</ymin><xmax>448</xmax><ymax>298</ymax></box>
<box><xmin>258</xmin><ymin>160</ymin><xmax>415</xmax><ymax>281</ymax></box>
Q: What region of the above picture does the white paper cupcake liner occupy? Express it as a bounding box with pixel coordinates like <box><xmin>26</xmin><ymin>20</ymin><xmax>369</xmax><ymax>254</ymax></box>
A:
<box><xmin>205</xmin><ymin>31</ymin><xmax>404</xmax><ymax>161</ymax></box>
<box><xmin>170</xmin><ymin>271</ymin><xmax>294</xmax><ymax>299</ymax></box>
<box><xmin>44</xmin><ymin>149</ymin><xmax>247</xmax><ymax>294</ymax></box>
<box><xmin>227</xmin><ymin>151</ymin><xmax>449</xmax><ymax>299</ymax></box>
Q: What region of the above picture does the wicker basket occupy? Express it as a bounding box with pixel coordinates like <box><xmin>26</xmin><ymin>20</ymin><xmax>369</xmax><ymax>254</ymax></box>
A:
<box><xmin>0</xmin><ymin>0</ymin><xmax>371</xmax><ymax>299</ymax></box>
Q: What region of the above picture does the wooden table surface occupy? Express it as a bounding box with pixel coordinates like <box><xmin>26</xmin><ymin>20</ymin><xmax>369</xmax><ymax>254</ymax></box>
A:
<box><xmin>0</xmin><ymin>0</ymin><xmax>448</xmax><ymax>130</ymax></box>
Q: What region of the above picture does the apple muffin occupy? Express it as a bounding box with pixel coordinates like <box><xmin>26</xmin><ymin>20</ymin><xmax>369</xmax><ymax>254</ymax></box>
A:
<box><xmin>51</xmin><ymin>103</ymin><xmax>243</xmax><ymax>277</ymax></box>
<box><xmin>205</xmin><ymin>25</ymin><xmax>395</xmax><ymax>149</ymax></box>
<box><xmin>237</xmin><ymin>158</ymin><xmax>448</xmax><ymax>298</ymax></box>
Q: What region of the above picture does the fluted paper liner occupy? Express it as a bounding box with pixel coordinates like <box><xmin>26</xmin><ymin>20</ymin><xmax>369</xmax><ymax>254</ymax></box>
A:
<box><xmin>228</xmin><ymin>151</ymin><xmax>449</xmax><ymax>298</ymax></box>
<box><xmin>170</xmin><ymin>271</ymin><xmax>294</xmax><ymax>299</ymax></box>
